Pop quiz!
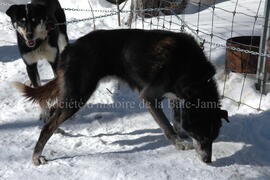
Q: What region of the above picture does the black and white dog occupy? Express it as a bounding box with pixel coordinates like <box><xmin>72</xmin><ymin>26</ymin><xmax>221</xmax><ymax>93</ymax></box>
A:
<box><xmin>14</xmin><ymin>29</ymin><xmax>229</xmax><ymax>166</ymax></box>
<box><xmin>6</xmin><ymin>0</ymin><xmax>68</xmax><ymax>87</ymax></box>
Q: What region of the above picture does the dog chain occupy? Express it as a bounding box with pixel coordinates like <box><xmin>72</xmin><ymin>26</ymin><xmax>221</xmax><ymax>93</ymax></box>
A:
<box><xmin>205</xmin><ymin>41</ymin><xmax>270</xmax><ymax>58</ymax></box>
<box><xmin>55</xmin><ymin>11</ymin><xmax>119</xmax><ymax>26</ymax></box>
<box><xmin>55</xmin><ymin>8</ymin><xmax>167</xmax><ymax>25</ymax></box>
<box><xmin>0</xmin><ymin>2</ymin><xmax>12</xmax><ymax>6</ymax></box>
<box><xmin>168</xmin><ymin>8</ymin><xmax>270</xmax><ymax>58</ymax></box>
<box><xmin>63</xmin><ymin>8</ymin><xmax>116</xmax><ymax>13</ymax></box>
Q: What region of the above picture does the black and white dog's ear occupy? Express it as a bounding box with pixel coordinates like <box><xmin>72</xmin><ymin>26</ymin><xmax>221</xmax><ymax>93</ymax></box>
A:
<box><xmin>219</xmin><ymin>109</ymin><xmax>229</xmax><ymax>123</ymax></box>
<box><xmin>6</xmin><ymin>5</ymin><xmax>18</xmax><ymax>18</ymax></box>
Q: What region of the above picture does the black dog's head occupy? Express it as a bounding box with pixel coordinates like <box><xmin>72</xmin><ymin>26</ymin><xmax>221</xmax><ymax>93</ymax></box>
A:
<box><xmin>6</xmin><ymin>4</ymin><xmax>48</xmax><ymax>48</ymax></box>
<box><xmin>182</xmin><ymin>106</ymin><xmax>228</xmax><ymax>163</ymax></box>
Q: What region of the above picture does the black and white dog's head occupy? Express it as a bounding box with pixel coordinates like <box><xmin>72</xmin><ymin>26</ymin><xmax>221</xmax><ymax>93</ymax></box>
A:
<box><xmin>6</xmin><ymin>4</ymin><xmax>49</xmax><ymax>48</ymax></box>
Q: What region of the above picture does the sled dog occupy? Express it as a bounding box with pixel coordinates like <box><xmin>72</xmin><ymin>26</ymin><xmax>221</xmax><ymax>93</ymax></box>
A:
<box><xmin>14</xmin><ymin>29</ymin><xmax>229</xmax><ymax>165</ymax></box>
<box><xmin>6</xmin><ymin>0</ymin><xmax>68</xmax><ymax>87</ymax></box>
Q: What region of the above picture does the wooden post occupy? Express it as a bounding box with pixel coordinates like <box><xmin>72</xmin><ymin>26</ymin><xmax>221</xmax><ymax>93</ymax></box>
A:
<box><xmin>256</xmin><ymin>0</ymin><xmax>270</xmax><ymax>94</ymax></box>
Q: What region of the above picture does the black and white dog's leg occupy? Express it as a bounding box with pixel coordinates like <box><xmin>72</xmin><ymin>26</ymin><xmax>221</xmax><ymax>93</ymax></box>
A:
<box><xmin>58</xmin><ymin>33</ymin><xmax>68</xmax><ymax>54</ymax></box>
<box><xmin>45</xmin><ymin>29</ymin><xmax>61</xmax><ymax>77</ymax></box>
<box><xmin>47</xmin><ymin>44</ymin><xmax>60</xmax><ymax>77</ymax></box>
<box><xmin>26</xmin><ymin>63</ymin><xmax>41</xmax><ymax>87</ymax></box>
<box><xmin>49</xmin><ymin>60</ymin><xmax>58</xmax><ymax>77</ymax></box>
<box><xmin>140</xmin><ymin>87</ymin><xmax>193</xmax><ymax>150</ymax></box>
<box><xmin>170</xmin><ymin>99</ymin><xmax>189</xmax><ymax>139</ymax></box>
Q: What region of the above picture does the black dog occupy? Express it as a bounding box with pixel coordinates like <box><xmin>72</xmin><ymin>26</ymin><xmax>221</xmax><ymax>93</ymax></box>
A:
<box><xmin>14</xmin><ymin>29</ymin><xmax>228</xmax><ymax>166</ymax></box>
<box><xmin>6</xmin><ymin>0</ymin><xmax>68</xmax><ymax>87</ymax></box>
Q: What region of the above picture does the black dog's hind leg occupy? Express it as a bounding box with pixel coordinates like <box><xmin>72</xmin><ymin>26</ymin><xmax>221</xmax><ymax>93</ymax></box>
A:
<box><xmin>39</xmin><ymin>108</ymin><xmax>50</xmax><ymax>123</ymax></box>
<box><xmin>38</xmin><ymin>59</ymin><xmax>58</xmax><ymax>123</ymax></box>
<box><xmin>32</xmin><ymin>77</ymin><xmax>99</xmax><ymax>165</ymax></box>
<box><xmin>32</xmin><ymin>107</ymin><xmax>77</xmax><ymax>166</ymax></box>
<box><xmin>140</xmin><ymin>87</ymin><xmax>193</xmax><ymax>150</ymax></box>
<box><xmin>170</xmin><ymin>99</ymin><xmax>189</xmax><ymax>139</ymax></box>
<box><xmin>39</xmin><ymin>105</ymin><xmax>56</xmax><ymax>123</ymax></box>
<box><xmin>26</xmin><ymin>63</ymin><xmax>41</xmax><ymax>87</ymax></box>
<box><xmin>39</xmin><ymin>101</ymin><xmax>67</xmax><ymax>136</ymax></box>
<box><xmin>40</xmin><ymin>52</ymin><xmax>59</xmax><ymax>123</ymax></box>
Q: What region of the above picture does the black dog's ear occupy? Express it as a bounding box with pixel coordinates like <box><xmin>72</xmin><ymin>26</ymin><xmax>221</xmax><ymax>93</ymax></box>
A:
<box><xmin>6</xmin><ymin>5</ymin><xmax>18</xmax><ymax>18</ymax></box>
<box><xmin>219</xmin><ymin>109</ymin><xmax>229</xmax><ymax>123</ymax></box>
<box><xmin>35</xmin><ymin>4</ymin><xmax>47</xmax><ymax>14</ymax></box>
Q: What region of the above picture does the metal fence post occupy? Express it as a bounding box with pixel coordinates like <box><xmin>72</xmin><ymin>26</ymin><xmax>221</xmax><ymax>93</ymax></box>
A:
<box><xmin>116</xmin><ymin>0</ymin><xmax>121</xmax><ymax>26</ymax></box>
<box><xmin>256</xmin><ymin>0</ymin><xmax>270</xmax><ymax>94</ymax></box>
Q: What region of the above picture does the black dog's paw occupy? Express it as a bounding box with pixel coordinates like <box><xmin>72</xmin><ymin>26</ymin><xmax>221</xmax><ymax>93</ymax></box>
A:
<box><xmin>166</xmin><ymin>133</ymin><xmax>193</xmax><ymax>150</ymax></box>
<box><xmin>174</xmin><ymin>140</ymin><xmax>194</xmax><ymax>150</ymax></box>
<box><xmin>172</xmin><ymin>135</ymin><xmax>194</xmax><ymax>150</ymax></box>
<box><xmin>32</xmin><ymin>156</ymin><xmax>48</xmax><ymax>166</ymax></box>
<box><xmin>54</xmin><ymin>128</ymin><xmax>66</xmax><ymax>135</ymax></box>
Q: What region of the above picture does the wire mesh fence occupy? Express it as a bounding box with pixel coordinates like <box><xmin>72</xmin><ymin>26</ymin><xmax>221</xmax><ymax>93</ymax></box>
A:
<box><xmin>1</xmin><ymin>0</ymin><xmax>270</xmax><ymax>112</ymax></box>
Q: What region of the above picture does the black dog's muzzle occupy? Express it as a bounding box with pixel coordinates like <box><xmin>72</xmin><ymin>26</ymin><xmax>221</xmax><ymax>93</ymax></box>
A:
<box><xmin>193</xmin><ymin>139</ymin><xmax>212</xmax><ymax>163</ymax></box>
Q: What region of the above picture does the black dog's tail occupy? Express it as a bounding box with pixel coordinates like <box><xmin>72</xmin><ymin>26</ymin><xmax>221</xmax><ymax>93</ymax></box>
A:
<box><xmin>12</xmin><ymin>71</ymin><xmax>64</xmax><ymax>107</ymax></box>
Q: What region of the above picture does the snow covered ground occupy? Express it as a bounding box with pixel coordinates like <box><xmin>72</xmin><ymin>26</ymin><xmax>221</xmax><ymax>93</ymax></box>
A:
<box><xmin>0</xmin><ymin>0</ymin><xmax>270</xmax><ymax>179</ymax></box>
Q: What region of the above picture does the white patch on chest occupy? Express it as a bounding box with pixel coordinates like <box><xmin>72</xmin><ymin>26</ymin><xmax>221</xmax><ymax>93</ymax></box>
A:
<box><xmin>22</xmin><ymin>39</ymin><xmax>57</xmax><ymax>65</ymax></box>
<box><xmin>58</xmin><ymin>33</ymin><xmax>68</xmax><ymax>53</ymax></box>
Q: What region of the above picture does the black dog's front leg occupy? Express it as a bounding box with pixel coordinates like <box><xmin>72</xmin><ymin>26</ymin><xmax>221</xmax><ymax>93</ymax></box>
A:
<box><xmin>170</xmin><ymin>99</ymin><xmax>189</xmax><ymax>139</ymax></box>
<box><xmin>26</xmin><ymin>63</ymin><xmax>41</xmax><ymax>87</ymax></box>
<box><xmin>145</xmin><ymin>99</ymin><xmax>193</xmax><ymax>150</ymax></box>
<box><xmin>140</xmin><ymin>87</ymin><xmax>193</xmax><ymax>150</ymax></box>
